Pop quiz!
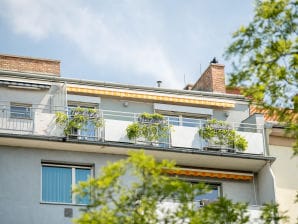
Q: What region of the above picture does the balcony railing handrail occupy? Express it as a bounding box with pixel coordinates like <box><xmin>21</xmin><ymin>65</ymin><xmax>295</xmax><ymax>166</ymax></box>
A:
<box><xmin>0</xmin><ymin>104</ymin><xmax>266</xmax><ymax>154</ymax></box>
<box><xmin>0</xmin><ymin>103</ymin><xmax>264</xmax><ymax>132</ymax></box>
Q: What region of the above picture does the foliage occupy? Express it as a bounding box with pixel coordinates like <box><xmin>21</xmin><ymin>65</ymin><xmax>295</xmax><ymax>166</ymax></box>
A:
<box><xmin>73</xmin><ymin>150</ymin><xmax>207</xmax><ymax>224</ymax></box>
<box><xmin>55</xmin><ymin>107</ymin><xmax>103</xmax><ymax>136</ymax></box>
<box><xmin>199</xmin><ymin>119</ymin><xmax>248</xmax><ymax>151</ymax></box>
<box><xmin>126</xmin><ymin>113</ymin><xmax>170</xmax><ymax>142</ymax></box>
<box><xmin>74</xmin><ymin>151</ymin><xmax>256</xmax><ymax>224</ymax></box>
<box><xmin>191</xmin><ymin>197</ymin><xmax>249</xmax><ymax>224</ymax></box>
<box><xmin>224</xmin><ymin>0</ymin><xmax>298</xmax><ymax>154</ymax></box>
<box><xmin>260</xmin><ymin>203</ymin><xmax>289</xmax><ymax>224</ymax></box>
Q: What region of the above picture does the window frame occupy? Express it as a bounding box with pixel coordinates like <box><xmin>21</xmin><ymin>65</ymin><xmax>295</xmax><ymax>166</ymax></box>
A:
<box><xmin>163</xmin><ymin>114</ymin><xmax>208</xmax><ymax>128</ymax></box>
<box><xmin>67</xmin><ymin>102</ymin><xmax>100</xmax><ymax>141</ymax></box>
<box><xmin>163</xmin><ymin>177</ymin><xmax>222</xmax><ymax>206</ymax></box>
<box><xmin>10</xmin><ymin>102</ymin><xmax>32</xmax><ymax>119</ymax></box>
<box><xmin>40</xmin><ymin>162</ymin><xmax>94</xmax><ymax>206</ymax></box>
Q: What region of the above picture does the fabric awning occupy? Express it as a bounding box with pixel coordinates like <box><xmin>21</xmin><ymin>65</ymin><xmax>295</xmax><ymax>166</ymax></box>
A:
<box><xmin>164</xmin><ymin>168</ymin><xmax>253</xmax><ymax>181</ymax></box>
<box><xmin>0</xmin><ymin>80</ymin><xmax>51</xmax><ymax>89</ymax></box>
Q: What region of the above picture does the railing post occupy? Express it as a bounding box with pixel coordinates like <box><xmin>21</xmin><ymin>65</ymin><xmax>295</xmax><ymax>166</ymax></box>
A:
<box><xmin>101</xmin><ymin>110</ymin><xmax>105</xmax><ymax>142</ymax></box>
<box><xmin>31</xmin><ymin>107</ymin><xmax>35</xmax><ymax>134</ymax></box>
<box><xmin>168</xmin><ymin>117</ymin><xmax>171</xmax><ymax>148</ymax></box>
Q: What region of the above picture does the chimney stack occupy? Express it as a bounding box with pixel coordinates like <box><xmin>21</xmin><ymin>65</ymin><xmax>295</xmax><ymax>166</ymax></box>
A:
<box><xmin>191</xmin><ymin>58</ymin><xmax>226</xmax><ymax>93</ymax></box>
<box><xmin>0</xmin><ymin>54</ymin><xmax>60</xmax><ymax>76</ymax></box>
<box><xmin>157</xmin><ymin>80</ymin><xmax>162</xmax><ymax>88</ymax></box>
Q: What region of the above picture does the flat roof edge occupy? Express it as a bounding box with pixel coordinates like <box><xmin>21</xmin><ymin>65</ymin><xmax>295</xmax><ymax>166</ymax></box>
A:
<box><xmin>0</xmin><ymin>70</ymin><xmax>247</xmax><ymax>101</ymax></box>
<box><xmin>0</xmin><ymin>133</ymin><xmax>275</xmax><ymax>162</ymax></box>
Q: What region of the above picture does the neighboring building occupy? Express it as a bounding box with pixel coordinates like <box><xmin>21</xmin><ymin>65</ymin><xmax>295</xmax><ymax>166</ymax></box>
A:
<box><xmin>250</xmin><ymin>107</ymin><xmax>298</xmax><ymax>223</ymax></box>
<box><xmin>0</xmin><ymin>54</ymin><xmax>276</xmax><ymax>224</ymax></box>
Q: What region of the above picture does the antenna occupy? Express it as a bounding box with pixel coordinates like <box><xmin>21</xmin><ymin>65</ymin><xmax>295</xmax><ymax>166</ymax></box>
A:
<box><xmin>184</xmin><ymin>74</ymin><xmax>186</xmax><ymax>86</ymax></box>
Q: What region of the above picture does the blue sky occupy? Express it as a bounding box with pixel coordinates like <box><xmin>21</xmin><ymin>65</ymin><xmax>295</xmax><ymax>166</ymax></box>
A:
<box><xmin>0</xmin><ymin>0</ymin><xmax>254</xmax><ymax>89</ymax></box>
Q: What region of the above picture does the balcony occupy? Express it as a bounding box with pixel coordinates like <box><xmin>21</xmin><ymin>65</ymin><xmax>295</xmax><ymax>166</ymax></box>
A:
<box><xmin>0</xmin><ymin>105</ymin><xmax>266</xmax><ymax>156</ymax></box>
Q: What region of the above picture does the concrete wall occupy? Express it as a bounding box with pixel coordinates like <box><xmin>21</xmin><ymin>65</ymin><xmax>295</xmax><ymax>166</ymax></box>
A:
<box><xmin>0</xmin><ymin>146</ymin><xmax>127</xmax><ymax>224</ymax></box>
<box><xmin>0</xmin><ymin>87</ymin><xmax>50</xmax><ymax>107</ymax></box>
<box><xmin>213</xmin><ymin>102</ymin><xmax>249</xmax><ymax>124</ymax></box>
<box><xmin>100</xmin><ymin>98</ymin><xmax>153</xmax><ymax>114</ymax></box>
<box><xmin>270</xmin><ymin>145</ymin><xmax>298</xmax><ymax>223</ymax></box>
<box><xmin>0</xmin><ymin>146</ymin><xmax>260</xmax><ymax>224</ymax></box>
<box><xmin>222</xmin><ymin>179</ymin><xmax>257</xmax><ymax>205</ymax></box>
<box><xmin>257</xmin><ymin>163</ymin><xmax>276</xmax><ymax>205</ymax></box>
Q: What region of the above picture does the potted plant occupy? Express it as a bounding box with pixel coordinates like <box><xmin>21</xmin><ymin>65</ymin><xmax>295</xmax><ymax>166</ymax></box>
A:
<box><xmin>55</xmin><ymin>107</ymin><xmax>104</xmax><ymax>138</ymax></box>
<box><xmin>126</xmin><ymin>112</ymin><xmax>170</xmax><ymax>144</ymax></box>
<box><xmin>198</xmin><ymin>119</ymin><xmax>248</xmax><ymax>152</ymax></box>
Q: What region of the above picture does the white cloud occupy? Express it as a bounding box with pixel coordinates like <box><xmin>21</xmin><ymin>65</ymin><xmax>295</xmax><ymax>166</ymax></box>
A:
<box><xmin>0</xmin><ymin>0</ymin><xmax>181</xmax><ymax>88</ymax></box>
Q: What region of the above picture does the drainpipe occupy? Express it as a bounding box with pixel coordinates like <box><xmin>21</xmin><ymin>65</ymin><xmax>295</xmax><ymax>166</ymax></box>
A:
<box><xmin>264</xmin><ymin>122</ymin><xmax>273</xmax><ymax>156</ymax></box>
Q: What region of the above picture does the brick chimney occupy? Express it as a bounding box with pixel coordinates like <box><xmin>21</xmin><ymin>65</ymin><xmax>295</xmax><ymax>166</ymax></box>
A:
<box><xmin>0</xmin><ymin>54</ymin><xmax>60</xmax><ymax>76</ymax></box>
<box><xmin>191</xmin><ymin>59</ymin><xmax>226</xmax><ymax>93</ymax></box>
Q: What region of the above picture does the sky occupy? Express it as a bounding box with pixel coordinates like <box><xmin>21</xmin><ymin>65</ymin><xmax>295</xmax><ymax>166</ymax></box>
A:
<box><xmin>0</xmin><ymin>0</ymin><xmax>254</xmax><ymax>89</ymax></box>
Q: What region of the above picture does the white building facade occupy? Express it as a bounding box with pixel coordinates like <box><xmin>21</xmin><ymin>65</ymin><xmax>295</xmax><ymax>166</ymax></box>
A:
<box><xmin>0</xmin><ymin>54</ymin><xmax>278</xmax><ymax>223</ymax></box>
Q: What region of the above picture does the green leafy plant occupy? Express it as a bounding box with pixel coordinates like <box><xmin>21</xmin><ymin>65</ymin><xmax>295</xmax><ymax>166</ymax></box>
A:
<box><xmin>260</xmin><ymin>203</ymin><xmax>289</xmax><ymax>224</ymax></box>
<box><xmin>55</xmin><ymin>107</ymin><xmax>104</xmax><ymax>136</ymax></box>
<box><xmin>126</xmin><ymin>112</ymin><xmax>170</xmax><ymax>142</ymax></box>
<box><xmin>74</xmin><ymin>151</ymin><xmax>258</xmax><ymax>224</ymax></box>
<box><xmin>199</xmin><ymin>119</ymin><xmax>248</xmax><ymax>151</ymax></box>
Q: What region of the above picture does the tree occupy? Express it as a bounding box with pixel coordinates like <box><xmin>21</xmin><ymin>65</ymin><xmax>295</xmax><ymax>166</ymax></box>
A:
<box><xmin>225</xmin><ymin>0</ymin><xmax>298</xmax><ymax>154</ymax></box>
<box><xmin>73</xmin><ymin>151</ymin><xmax>253</xmax><ymax>224</ymax></box>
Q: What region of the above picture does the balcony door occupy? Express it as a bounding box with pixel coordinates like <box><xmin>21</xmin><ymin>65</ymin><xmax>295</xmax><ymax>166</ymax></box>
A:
<box><xmin>68</xmin><ymin>103</ymin><xmax>99</xmax><ymax>141</ymax></box>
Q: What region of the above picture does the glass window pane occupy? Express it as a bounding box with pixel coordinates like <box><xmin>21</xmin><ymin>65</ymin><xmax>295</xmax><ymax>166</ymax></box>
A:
<box><xmin>75</xmin><ymin>168</ymin><xmax>91</xmax><ymax>204</ymax></box>
<box><xmin>10</xmin><ymin>105</ymin><xmax>31</xmax><ymax>118</ymax></box>
<box><xmin>42</xmin><ymin>166</ymin><xmax>72</xmax><ymax>203</ymax></box>
<box><xmin>182</xmin><ymin>117</ymin><xmax>201</xmax><ymax>127</ymax></box>
<box><xmin>168</xmin><ymin>116</ymin><xmax>179</xmax><ymax>126</ymax></box>
<box><xmin>194</xmin><ymin>185</ymin><xmax>219</xmax><ymax>202</ymax></box>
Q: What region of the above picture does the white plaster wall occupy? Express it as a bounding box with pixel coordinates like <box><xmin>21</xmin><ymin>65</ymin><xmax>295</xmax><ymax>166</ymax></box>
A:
<box><xmin>213</xmin><ymin>103</ymin><xmax>249</xmax><ymax>123</ymax></box>
<box><xmin>270</xmin><ymin>145</ymin><xmax>298</xmax><ymax>224</ymax></box>
<box><xmin>222</xmin><ymin>179</ymin><xmax>257</xmax><ymax>205</ymax></box>
<box><xmin>100</xmin><ymin>98</ymin><xmax>153</xmax><ymax>114</ymax></box>
<box><xmin>257</xmin><ymin>163</ymin><xmax>276</xmax><ymax>205</ymax></box>
<box><xmin>0</xmin><ymin>145</ymin><xmax>263</xmax><ymax>224</ymax></box>
<box><xmin>0</xmin><ymin>87</ymin><xmax>50</xmax><ymax>107</ymax></box>
<box><xmin>0</xmin><ymin>146</ymin><xmax>127</xmax><ymax>224</ymax></box>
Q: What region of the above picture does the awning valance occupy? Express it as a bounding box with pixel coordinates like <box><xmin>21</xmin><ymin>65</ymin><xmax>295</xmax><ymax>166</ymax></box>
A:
<box><xmin>164</xmin><ymin>168</ymin><xmax>253</xmax><ymax>181</ymax></box>
<box><xmin>67</xmin><ymin>86</ymin><xmax>235</xmax><ymax>108</ymax></box>
<box><xmin>0</xmin><ymin>80</ymin><xmax>51</xmax><ymax>89</ymax></box>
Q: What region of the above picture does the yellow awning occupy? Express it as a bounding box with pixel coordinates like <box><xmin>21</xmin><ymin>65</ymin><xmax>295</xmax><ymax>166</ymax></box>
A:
<box><xmin>67</xmin><ymin>86</ymin><xmax>235</xmax><ymax>108</ymax></box>
<box><xmin>164</xmin><ymin>168</ymin><xmax>253</xmax><ymax>181</ymax></box>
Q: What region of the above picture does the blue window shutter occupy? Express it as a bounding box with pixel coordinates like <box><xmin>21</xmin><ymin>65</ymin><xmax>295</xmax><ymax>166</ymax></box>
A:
<box><xmin>75</xmin><ymin>168</ymin><xmax>91</xmax><ymax>204</ymax></box>
<box><xmin>42</xmin><ymin>166</ymin><xmax>72</xmax><ymax>203</ymax></box>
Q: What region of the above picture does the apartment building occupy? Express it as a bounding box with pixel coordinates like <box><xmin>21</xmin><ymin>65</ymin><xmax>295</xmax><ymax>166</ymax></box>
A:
<box><xmin>0</xmin><ymin>54</ymin><xmax>276</xmax><ymax>224</ymax></box>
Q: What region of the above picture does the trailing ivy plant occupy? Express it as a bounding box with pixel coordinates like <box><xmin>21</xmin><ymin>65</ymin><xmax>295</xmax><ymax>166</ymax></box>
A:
<box><xmin>199</xmin><ymin>119</ymin><xmax>248</xmax><ymax>151</ymax></box>
<box><xmin>126</xmin><ymin>112</ymin><xmax>170</xmax><ymax>142</ymax></box>
<box><xmin>55</xmin><ymin>107</ymin><xmax>103</xmax><ymax>137</ymax></box>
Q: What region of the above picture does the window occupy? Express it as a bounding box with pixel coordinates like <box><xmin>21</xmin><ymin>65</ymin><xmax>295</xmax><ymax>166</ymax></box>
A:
<box><xmin>192</xmin><ymin>183</ymin><xmax>220</xmax><ymax>206</ymax></box>
<box><xmin>164</xmin><ymin>181</ymin><xmax>220</xmax><ymax>206</ymax></box>
<box><xmin>165</xmin><ymin>115</ymin><xmax>207</xmax><ymax>128</ymax></box>
<box><xmin>10</xmin><ymin>103</ymin><xmax>32</xmax><ymax>119</ymax></box>
<box><xmin>41</xmin><ymin>163</ymin><xmax>92</xmax><ymax>204</ymax></box>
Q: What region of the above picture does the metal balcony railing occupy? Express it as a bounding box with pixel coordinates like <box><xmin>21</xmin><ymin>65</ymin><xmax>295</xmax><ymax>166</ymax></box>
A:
<box><xmin>0</xmin><ymin>105</ymin><xmax>266</xmax><ymax>155</ymax></box>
